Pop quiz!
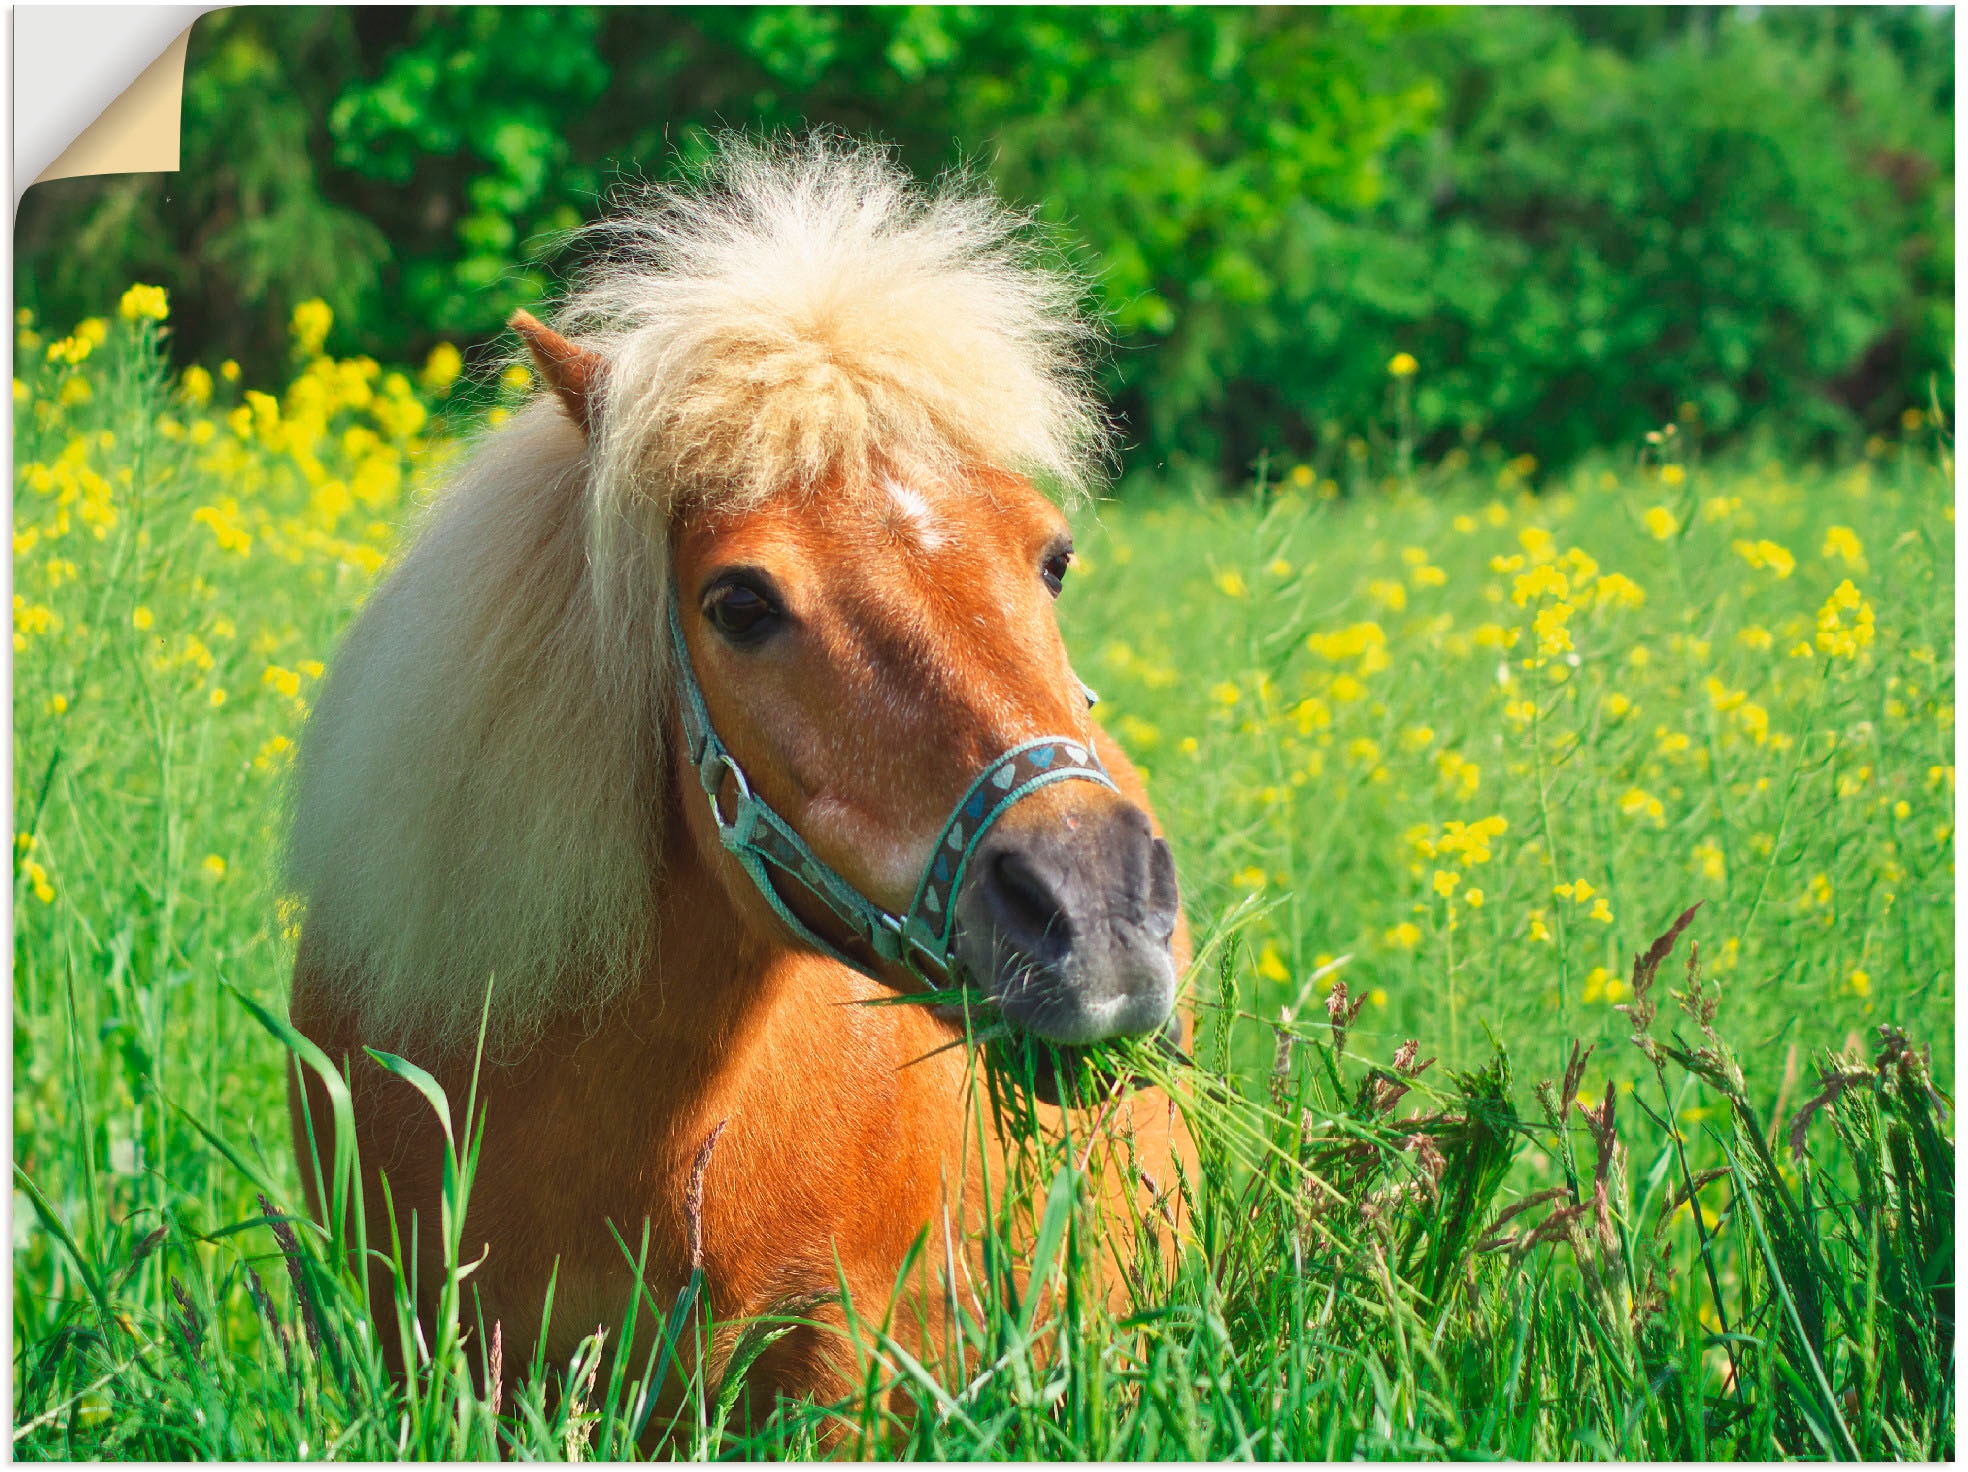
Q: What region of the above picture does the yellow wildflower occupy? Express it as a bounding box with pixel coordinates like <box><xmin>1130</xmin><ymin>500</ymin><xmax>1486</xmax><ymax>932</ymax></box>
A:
<box><xmin>117</xmin><ymin>283</ymin><xmax>170</xmax><ymax>322</ymax></box>
<box><xmin>1815</xmin><ymin>580</ymin><xmax>1876</xmax><ymax>659</ymax></box>
<box><xmin>421</xmin><ymin>341</ymin><xmax>465</xmax><ymax>393</ymax></box>
<box><xmin>291</xmin><ymin>298</ymin><xmax>334</xmax><ymax>357</ymax></box>
<box><xmin>1387</xmin><ymin>352</ymin><xmax>1418</xmax><ymax>378</ymax></box>
<box><xmin>1822</xmin><ymin>525</ymin><xmax>1865</xmax><ymax>568</ymax></box>
<box><xmin>1733</xmin><ymin>539</ymin><xmax>1796</xmax><ymax>578</ymax></box>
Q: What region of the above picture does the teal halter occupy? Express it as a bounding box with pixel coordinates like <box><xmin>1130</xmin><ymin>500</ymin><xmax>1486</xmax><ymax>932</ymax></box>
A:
<box><xmin>668</xmin><ymin>590</ymin><xmax>1116</xmax><ymax>990</ymax></box>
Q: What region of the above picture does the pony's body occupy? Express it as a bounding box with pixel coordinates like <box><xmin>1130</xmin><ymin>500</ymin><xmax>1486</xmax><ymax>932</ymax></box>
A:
<box><xmin>286</xmin><ymin>139</ymin><xmax>1189</xmax><ymax>1421</ymax></box>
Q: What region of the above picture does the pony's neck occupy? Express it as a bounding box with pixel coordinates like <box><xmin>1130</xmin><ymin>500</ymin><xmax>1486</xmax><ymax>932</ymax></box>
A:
<box><xmin>619</xmin><ymin>771</ymin><xmax>801</xmax><ymax>1072</ymax></box>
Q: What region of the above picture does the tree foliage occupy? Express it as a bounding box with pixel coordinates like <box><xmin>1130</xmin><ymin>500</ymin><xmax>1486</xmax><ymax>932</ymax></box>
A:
<box><xmin>14</xmin><ymin>5</ymin><xmax>1952</xmax><ymax>481</ymax></box>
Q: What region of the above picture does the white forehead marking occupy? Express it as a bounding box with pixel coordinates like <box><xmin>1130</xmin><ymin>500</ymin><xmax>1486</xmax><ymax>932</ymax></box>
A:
<box><xmin>884</xmin><ymin>476</ymin><xmax>946</xmax><ymax>550</ymax></box>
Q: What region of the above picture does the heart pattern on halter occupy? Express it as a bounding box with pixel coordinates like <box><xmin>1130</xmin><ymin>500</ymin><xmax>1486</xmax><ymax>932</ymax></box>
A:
<box><xmin>903</xmin><ymin>736</ymin><xmax>1112</xmax><ymax>951</ymax></box>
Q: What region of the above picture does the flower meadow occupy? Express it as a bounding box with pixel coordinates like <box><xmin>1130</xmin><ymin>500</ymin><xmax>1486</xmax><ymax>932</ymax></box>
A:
<box><xmin>12</xmin><ymin>297</ymin><xmax>1956</xmax><ymax>1458</ymax></box>
<box><xmin>1069</xmin><ymin>419</ymin><xmax>1955</xmax><ymax>1091</ymax></box>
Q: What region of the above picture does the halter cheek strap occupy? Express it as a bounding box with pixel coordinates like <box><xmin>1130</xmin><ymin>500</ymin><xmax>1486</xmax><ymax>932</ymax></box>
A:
<box><xmin>667</xmin><ymin>591</ymin><xmax>1116</xmax><ymax>989</ymax></box>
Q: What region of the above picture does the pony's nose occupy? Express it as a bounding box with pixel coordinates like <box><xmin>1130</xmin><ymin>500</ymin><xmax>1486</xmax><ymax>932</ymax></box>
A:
<box><xmin>953</xmin><ymin>798</ymin><xmax>1179</xmax><ymax>1045</ymax></box>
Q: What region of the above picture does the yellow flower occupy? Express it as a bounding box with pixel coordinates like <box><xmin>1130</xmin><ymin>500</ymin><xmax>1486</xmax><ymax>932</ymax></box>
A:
<box><xmin>1531</xmin><ymin>601</ymin><xmax>1574</xmax><ymax>657</ymax></box>
<box><xmin>117</xmin><ymin>283</ymin><xmax>170</xmax><ymax>322</ymax></box>
<box><xmin>1582</xmin><ymin>965</ymin><xmax>1616</xmax><ymax>1003</ymax></box>
<box><xmin>1257</xmin><ymin>944</ymin><xmax>1290</xmax><ymax>983</ymax></box>
<box><xmin>1822</xmin><ymin>525</ymin><xmax>1865</xmax><ymax>568</ymax></box>
<box><xmin>1643</xmin><ymin>506</ymin><xmax>1678</xmax><ymax>540</ymax></box>
<box><xmin>1214</xmin><ymin>569</ymin><xmax>1248</xmax><ymax>598</ymax></box>
<box><xmin>1733</xmin><ymin>539</ymin><xmax>1796</xmax><ymax>578</ymax></box>
<box><xmin>201</xmin><ymin>854</ymin><xmax>228</xmax><ymax>879</ymax></box>
<box><xmin>45</xmin><ymin>693</ymin><xmax>68</xmax><ymax>715</ymax></box>
<box><xmin>501</xmin><ymin>362</ymin><xmax>534</xmax><ymax>391</ymax></box>
<box><xmin>421</xmin><ymin>341</ymin><xmax>465</xmax><ymax>393</ymax></box>
<box><xmin>1210</xmin><ymin>681</ymin><xmax>1241</xmax><ymax>707</ymax></box>
<box><xmin>253</xmin><ymin>734</ymin><xmax>293</xmax><ymax>772</ymax></box>
<box><xmin>1847</xmin><ymin>968</ymin><xmax>1871</xmax><ymax>998</ymax></box>
<box><xmin>1588</xmin><ymin>897</ymin><xmax>1614</xmax><ymax>924</ymax></box>
<box><xmin>1463</xmin><ymin>887</ymin><xmax>1484</xmax><ymax>909</ymax></box>
<box><xmin>1659</xmin><ymin>463</ymin><xmax>1686</xmax><ymax>487</ymax></box>
<box><xmin>1387</xmin><ymin>352</ymin><xmax>1418</xmax><ymax>378</ymax></box>
<box><xmin>131</xmin><ymin>606</ymin><xmax>154</xmax><ymax>631</ymax></box>
<box><xmin>1433</xmin><ymin>869</ymin><xmax>1460</xmax><ymax>898</ymax></box>
<box><xmin>1693</xmin><ymin>839</ymin><xmax>1726</xmax><ymax>881</ymax></box>
<box><xmin>1815</xmin><ymin>579</ymin><xmax>1875</xmax><ymax>659</ymax></box>
<box><xmin>1231</xmin><ymin>865</ymin><xmax>1267</xmax><ymax>890</ymax></box>
<box><xmin>1511</xmin><ymin>566</ymin><xmax>1569</xmax><ymax>607</ymax></box>
<box><xmin>209</xmin><ymin>688</ymin><xmax>228</xmax><ymax>708</ymax></box>
<box><xmin>263</xmin><ymin>664</ymin><xmax>302</xmax><ymax>699</ymax></box>
<box><xmin>180</xmin><ymin>364</ymin><xmax>214</xmax><ymax>407</ymax></box>
<box><xmin>1590</xmin><ymin>572</ymin><xmax>1646</xmax><ymax>609</ymax></box>
<box><xmin>291</xmin><ymin>298</ymin><xmax>334</xmax><ymax>357</ymax></box>
<box><xmin>220</xmin><ymin>359</ymin><xmax>241</xmax><ymax>383</ymax></box>
<box><xmin>1385</xmin><ymin>921</ymin><xmax>1423</xmax><ymax>950</ymax></box>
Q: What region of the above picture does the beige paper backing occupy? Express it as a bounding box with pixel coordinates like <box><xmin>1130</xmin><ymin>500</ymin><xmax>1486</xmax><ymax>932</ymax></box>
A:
<box><xmin>35</xmin><ymin>25</ymin><xmax>193</xmax><ymax>185</ymax></box>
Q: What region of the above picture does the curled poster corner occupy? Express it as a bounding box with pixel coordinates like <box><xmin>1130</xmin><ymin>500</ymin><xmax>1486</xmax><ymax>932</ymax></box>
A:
<box><xmin>16</xmin><ymin>6</ymin><xmax>215</xmax><ymax>198</ymax></box>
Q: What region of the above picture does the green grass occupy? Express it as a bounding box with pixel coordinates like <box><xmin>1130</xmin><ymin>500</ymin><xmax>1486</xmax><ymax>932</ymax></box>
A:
<box><xmin>12</xmin><ymin>305</ymin><xmax>1955</xmax><ymax>1458</ymax></box>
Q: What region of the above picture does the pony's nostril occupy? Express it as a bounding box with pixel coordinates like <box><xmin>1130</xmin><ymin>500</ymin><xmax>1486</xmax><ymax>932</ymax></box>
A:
<box><xmin>984</xmin><ymin>849</ymin><xmax>1072</xmax><ymax>963</ymax></box>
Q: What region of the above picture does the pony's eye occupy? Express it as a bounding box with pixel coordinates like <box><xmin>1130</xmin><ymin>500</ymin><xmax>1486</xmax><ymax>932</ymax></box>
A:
<box><xmin>703</xmin><ymin>578</ymin><xmax>781</xmax><ymax>646</ymax></box>
<box><xmin>1041</xmin><ymin>548</ymin><xmax>1072</xmax><ymax>598</ymax></box>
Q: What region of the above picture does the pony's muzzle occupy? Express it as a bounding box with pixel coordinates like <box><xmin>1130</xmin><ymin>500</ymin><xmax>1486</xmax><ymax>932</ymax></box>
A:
<box><xmin>952</xmin><ymin>794</ymin><xmax>1179</xmax><ymax>1045</ymax></box>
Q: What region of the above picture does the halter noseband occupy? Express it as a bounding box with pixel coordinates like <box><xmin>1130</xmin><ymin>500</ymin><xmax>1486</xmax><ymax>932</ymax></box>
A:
<box><xmin>668</xmin><ymin>589</ymin><xmax>1115</xmax><ymax>990</ymax></box>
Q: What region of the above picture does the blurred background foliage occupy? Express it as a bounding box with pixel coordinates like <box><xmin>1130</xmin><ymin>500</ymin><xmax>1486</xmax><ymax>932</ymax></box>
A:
<box><xmin>14</xmin><ymin>5</ymin><xmax>1954</xmax><ymax>484</ymax></box>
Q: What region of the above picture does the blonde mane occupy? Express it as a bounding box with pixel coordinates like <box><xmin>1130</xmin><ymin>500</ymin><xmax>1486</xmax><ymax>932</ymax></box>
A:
<box><xmin>286</xmin><ymin>136</ymin><xmax>1111</xmax><ymax>1052</ymax></box>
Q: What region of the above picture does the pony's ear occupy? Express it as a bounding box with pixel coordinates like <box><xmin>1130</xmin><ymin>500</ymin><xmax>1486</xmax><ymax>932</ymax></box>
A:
<box><xmin>508</xmin><ymin>310</ymin><xmax>605</xmax><ymax>437</ymax></box>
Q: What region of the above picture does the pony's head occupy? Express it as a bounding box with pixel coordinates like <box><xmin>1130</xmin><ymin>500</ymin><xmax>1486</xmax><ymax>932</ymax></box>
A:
<box><xmin>662</xmin><ymin>460</ymin><xmax>1182</xmax><ymax>1045</ymax></box>
<box><xmin>290</xmin><ymin>136</ymin><xmax>1178</xmax><ymax>1051</ymax></box>
<box><xmin>515</xmin><ymin>141</ymin><xmax>1179</xmax><ymax>1044</ymax></box>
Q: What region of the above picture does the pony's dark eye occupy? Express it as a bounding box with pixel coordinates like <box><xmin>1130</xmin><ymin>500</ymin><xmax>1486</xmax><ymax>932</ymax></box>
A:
<box><xmin>703</xmin><ymin>576</ymin><xmax>781</xmax><ymax>647</ymax></box>
<box><xmin>1041</xmin><ymin>548</ymin><xmax>1072</xmax><ymax>598</ymax></box>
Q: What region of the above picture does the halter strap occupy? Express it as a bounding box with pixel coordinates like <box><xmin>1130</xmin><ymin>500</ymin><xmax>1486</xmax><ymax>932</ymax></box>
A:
<box><xmin>667</xmin><ymin>590</ymin><xmax>1115</xmax><ymax>989</ymax></box>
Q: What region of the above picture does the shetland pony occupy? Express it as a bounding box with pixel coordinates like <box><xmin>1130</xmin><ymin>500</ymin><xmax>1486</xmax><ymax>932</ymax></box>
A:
<box><xmin>285</xmin><ymin>137</ymin><xmax>1189</xmax><ymax>1424</ymax></box>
